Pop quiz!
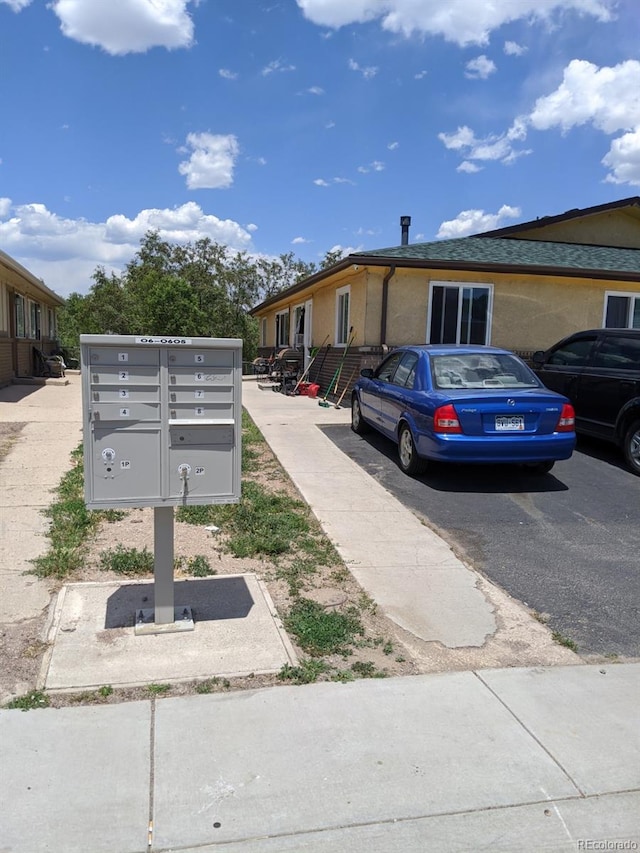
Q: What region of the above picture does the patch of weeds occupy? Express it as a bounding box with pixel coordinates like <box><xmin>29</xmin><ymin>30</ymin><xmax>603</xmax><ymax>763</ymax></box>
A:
<box><xmin>284</xmin><ymin>598</ymin><xmax>363</xmax><ymax>656</ymax></box>
<box><xmin>186</xmin><ymin>555</ymin><xmax>216</xmax><ymax>577</ymax></box>
<box><xmin>147</xmin><ymin>683</ymin><xmax>171</xmax><ymax>695</ymax></box>
<box><xmin>30</xmin><ymin>443</ymin><xmax>115</xmax><ymax>580</ymax></box>
<box><xmin>278</xmin><ymin>659</ymin><xmax>330</xmax><ymax>684</ymax></box>
<box><xmin>98</xmin><ymin>685</ymin><xmax>114</xmax><ymax>698</ymax></box>
<box><xmin>351</xmin><ymin>661</ymin><xmax>387</xmax><ymax>679</ymax></box>
<box><xmin>4</xmin><ymin>690</ymin><xmax>50</xmax><ymax>711</ymax></box>
<box><xmin>195</xmin><ymin>677</ymin><xmax>221</xmax><ymax>694</ymax></box>
<box><xmin>382</xmin><ymin>640</ymin><xmax>394</xmax><ymax>655</ymax></box>
<box><xmin>276</xmin><ymin>556</ymin><xmax>318</xmax><ymax>596</ymax></box>
<box><xmin>329</xmin><ymin>567</ymin><xmax>350</xmax><ymax>585</ymax></box>
<box><xmin>100</xmin><ymin>545</ymin><xmax>154</xmax><ymax>576</ymax></box>
<box><xmin>533</xmin><ymin>611</ymin><xmax>550</xmax><ymax>624</ymax></box>
<box><xmin>331</xmin><ymin>669</ymin><xmax>356</xmax><ymax>683</ymax></box>
<box><xmin>395</xmin><ymin>655</ymin><xmax>406</xmax><ymax>663</ymax></box>
<box><xmin>552</xmin><ymin>631</ymin><xmax>578</xmax><ymax>652</ymax></box>
<box><xmin>176</xmin><ymin>503</ymin><xmax>235</xmax><ymax>527</ymax></box>
<box><xmin>357</xmin><ymin>592</ymin><xmax>377</xmax><ymax>615</ymax></box>
<box><xmin>100</xmin><ymin>509</ymin><xmax>127</xmax><ymax>523</ymax></box>
<box><xmin>297</xmin><ymin>535</ymin><xmax>341</xmax><ymax>566</ymax></box>
<box><xmin>224</xmin><ymin>481</ymin><xmax>310</xmax><ymax>558</ymax></box>
<box><xmin>22</xmin><ymin>640</ymin><xmax>49</xmax><ymax>659</ymax></box>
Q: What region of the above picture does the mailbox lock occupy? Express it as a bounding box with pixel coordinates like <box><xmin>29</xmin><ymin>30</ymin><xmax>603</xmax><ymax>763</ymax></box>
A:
<box><xmin>178</xmin><ymin>463</ymin><xmax>191</xmax><ymax>479</ymax></box>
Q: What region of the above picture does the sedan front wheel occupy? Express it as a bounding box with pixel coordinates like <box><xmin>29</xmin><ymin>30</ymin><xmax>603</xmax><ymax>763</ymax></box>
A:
<box><xmin>398</xmin><ymin>424</ymin><xmax>427</xmax><ymax>476</ymax></box>
<box><xmin>351</xmin><ymin>395</ymin><xmax>370</xmax><ymax>435</ymax></box>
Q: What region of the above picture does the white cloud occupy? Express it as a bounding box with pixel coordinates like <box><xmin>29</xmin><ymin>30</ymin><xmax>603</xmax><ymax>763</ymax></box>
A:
<box><xmin>297</xmin><ymin>0</ymin><xmax>614</xmax><ymax>47</ymax></box>
<box><xmin>358</xmin><ymin>160</ymin><xmax>385</xmax><ymax>173</ymax></box>
<box><xmin>504</xmin><ymin>40</ymin><xmax>526</xmax><ymax>56</ymax></box>
<box><xmin>1</xmin><ymin>0</ymin><xmax>32</xmax><ymax>10</ymax></box>
<box><xmin>50</xmin><ymin>0</ymin><xmax>196</xmax><ymax>55</ymax></box>
<box><xmin>602</xmin><ymin>129</ymin><xmax>640</xmax><ymax>185</ymax></box>
<box><xmin>457</xmin><ymin>161</ymin><xmax>482</xmax><ymax>173</ymax></box>
<box><xmin>437</xmin><ymin>205</ymin><xmax>521</xmax><ymax>238</ymax></box>
<box><xmin>314</xmin><ymin>178</ymin><xmax>330</xmax><ymax>186</ymax></box>
<box><xmin>439</xmin><ymin>59</ymin><xmax>640</xmax><ymax>184</ymax></box>
<box><xmin>246</xmin><ymin>223</ymin><xmax>259</xmax><ymax>232</ymax></box>
<box><xmin>178</xmin><ymin>133</ymin><xmax>239</xmax><ymax>190</ymax></box>
<box><xmin>292</xmin><ymin>236</ymin><xmax>311</xmax><ymax>244</ymax></box>
<box><xmin>348</xmin><ymin>58</ymin><xmax>378</xmax><ymax>79</ymax></box>
<box><xmin>261</xmin><ymin>58</ymin><xmax>296</xmax><ymax>75</ymax></box>
<box><xmin>465</xmin><ymin>55</ymin><xmax>496</xmax><ymax>80</ymax></box>
<box><xmin>414</xmin><ymin>70</ymin><xmax>427</xmax><ymax>79</ymax></box>
<box><xmin>0</xmin><ymin>199</ymin><xmax>253</xmax><ymax>297</ymax></box>
<box><xmin>529</xmin><ymin>59</ymin><xmax>640</xmax><ymax>134</ymax></box>
<box><xmin>387</xmin><ymin>141</ymin><xmax>399</xmax><ymax>150</ymax></box>
<box><xmin>307</xmin><ymin>86</ymin><xmax>325</xmax><ymax>95</ymax></box>
<box><xmin>219</xmin><ymin>68</ymin><xmax>238</xmax><ymax>80</ymax></box>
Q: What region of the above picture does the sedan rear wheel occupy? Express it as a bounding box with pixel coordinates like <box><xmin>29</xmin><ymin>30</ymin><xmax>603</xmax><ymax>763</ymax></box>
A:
<box><xmin>398</xmin><ymin>424</ymin><xmax>427</xmax><ymax>476</ymax></box>
<box><xmin>622</xmin><ymin>419</ymin><xmax>640</xmax><ymax>476</ymax></box>
<box><xmin>351</xmin><ymin>395</ymin><xmax>369</xmax><ymax>435</ymax></box>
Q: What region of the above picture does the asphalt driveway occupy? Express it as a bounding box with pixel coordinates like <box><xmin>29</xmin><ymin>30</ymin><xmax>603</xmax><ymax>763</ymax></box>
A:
<box><xmin>322</xmin><ymin>426</ymin><xmax>640</xmax><ymax>659</ymax></box>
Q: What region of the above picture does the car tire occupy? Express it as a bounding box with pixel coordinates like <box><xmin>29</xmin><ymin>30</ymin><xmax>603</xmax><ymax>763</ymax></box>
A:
<box><xmin>398</xmin><ymin>424</ymin><xmax>427</xmax><ymax>476</ymax></box>
<box><xmin>351</xmin><ymin>395</ymin><xmax>370</xmax><ymax>435</ymax></box>
<box><xmin>622</xmin><ymin>418</ymin><xmax>640</xmax><ymax>476</ymax></box>
<box><xmin>525</xmin><ymin>460</ymin><xmax>555</xmax><ymax>475</ymax></box>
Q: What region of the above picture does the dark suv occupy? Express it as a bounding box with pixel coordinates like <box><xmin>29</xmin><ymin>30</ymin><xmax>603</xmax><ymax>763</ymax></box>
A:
<box><xmin>532</xmin><ymin>328</ymin><xmax>640</xmax><ymax>475</ymax></box>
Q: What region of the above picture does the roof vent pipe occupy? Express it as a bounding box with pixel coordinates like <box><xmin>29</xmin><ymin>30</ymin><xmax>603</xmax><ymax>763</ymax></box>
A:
<box><xmin>400</xmin><ymin>215</ymin><xmax>411</xmax><ymax>246</ymax></box>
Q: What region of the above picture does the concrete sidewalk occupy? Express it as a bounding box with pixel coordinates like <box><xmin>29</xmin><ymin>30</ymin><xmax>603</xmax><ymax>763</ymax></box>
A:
<box><xmin>1</xmin><ymin>663</ymin><xmax>638</xmax><ymax>851</ymax></box>
<box><xmin>0</xmin><ymin>375</ymin><xmax>638</xmax><ymax>851</ymax></box>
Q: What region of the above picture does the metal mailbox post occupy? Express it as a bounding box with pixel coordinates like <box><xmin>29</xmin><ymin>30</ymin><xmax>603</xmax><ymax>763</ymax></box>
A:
<box><xmin>80</xmin><ymin>334</ymin><xmax>242</xmax><ymax>633</ymax></box>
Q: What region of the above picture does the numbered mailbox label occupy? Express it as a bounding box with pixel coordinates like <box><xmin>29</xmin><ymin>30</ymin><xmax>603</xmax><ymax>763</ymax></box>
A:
<box><xmin>195</xmin><ymin>354</ymin><xmax>204</xmax><ymax>363</ymax></box>
<box><xmin>194</xmin><ymin>389</ymin><xmax>205</xmax><ymax>399</ymax></box>
<box><xmin>195</xmin><ymin>467</ymin><xmax>205</xmax><ymax>476</ymax></box>
<box><xmin>118</xmin><ymin>352</ymin><xmax>129</xmax><ymax>362</ymax></box>
<box><xmin>119</xmin><ymin>407</ymin><xmax>131</xmax><ymax>417</ymax></box>
<box><xmin>119</xmin><ymin>370</ymin><xmax>129</xmax><ymax>381</ymax></box>
<box><xmin>120</xmin><ymin>460</ymin><xmax>131</xmax><ymax>469</ymax></box>
<box><xmin>195</xmin><ymin>407</ymin><xmax>205</xmax><ymax>416</ymax></box>
<box><xmin>119</xmin><ymin>389</ymin><xmax>129</xmax><ymax>399</ymax></box>
<box><xmin>195</xmin><ymin>372</ymin><xmax>205</xmax><ymax>382</ymax></box>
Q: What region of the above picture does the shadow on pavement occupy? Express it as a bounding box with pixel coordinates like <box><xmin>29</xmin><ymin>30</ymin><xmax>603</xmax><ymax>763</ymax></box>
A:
<box><xmin>105</xmin><ymin>576</ymin><xmax>255</xmax><ymax>628</ymax></box>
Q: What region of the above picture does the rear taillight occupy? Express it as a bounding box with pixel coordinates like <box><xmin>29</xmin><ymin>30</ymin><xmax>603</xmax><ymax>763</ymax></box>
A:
<box><xmin>434</xmin><ymin>404</ymin><xmax>462</xmax><ymax>434</ymax></box>
<box><xmin>556</xmin><ymin>403</ymin><xmax>575</xmax><ymax>432</ymax></box>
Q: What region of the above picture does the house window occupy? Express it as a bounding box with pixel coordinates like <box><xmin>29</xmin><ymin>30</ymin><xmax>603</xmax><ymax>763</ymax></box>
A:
<box><xmin>336</xmin><ymin>286</ymin><xmax>350</xmax><ymax>345</ymax></box>
<box><xmin>428</xmin><ymin>282</ymin><xmax>491</xmax><ymax>345</ymax></box>
<box><xmin>48</xmin><ymin>308</ymin><xmax>57</xmax><ymax>340</ymax></box>
<box><xmin>275</xmin><ymin>309</ymin><xmax>290</xmax><ymax>348</ymax></box>
<box><xmin>260</xmin><ymin>317</ymin><xmax>267</xmax><ymax>348</ymax></box>
<box><xmin>15</xmin><ymin>294</ymin><xmax>26</xmax><ymax>338</ymax></box>
<box><xmin>29</xmin><ymin>300</ymin><xmax>41</xmax><ymax>340</ymax></box>
<box><xmin>604</xmin><ymin>292</ymin><xmax>640</xmax><ymax>329</ymax></box>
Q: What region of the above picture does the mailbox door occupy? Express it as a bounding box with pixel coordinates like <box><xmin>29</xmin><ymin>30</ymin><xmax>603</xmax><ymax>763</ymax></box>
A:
<box><xmin>90</xmin><ymin>429</ymin><xmax>161</xmax><ymax>503</ymax></box>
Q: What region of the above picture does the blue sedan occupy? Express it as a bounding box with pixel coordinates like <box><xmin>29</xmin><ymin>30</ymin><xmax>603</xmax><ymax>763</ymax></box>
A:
<box><xmin>351</xmin><ymin>345</ymin><xmax>576</xmax><ymax>476</ymax></box>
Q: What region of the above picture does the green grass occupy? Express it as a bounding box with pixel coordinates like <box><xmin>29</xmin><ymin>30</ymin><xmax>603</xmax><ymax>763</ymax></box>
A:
<box><xmin>552</xmin><ymin>630</ymin><xmax>578</xmax><ymax>652</ymax></box>
<box><xmin>147</xmin><ymin>683</ymin><xmax>171</xmax><ymax>695</ymax></box>
<box><xmin>4</xmin><ymin>690</ymin><xmax>50</xmax><ymax>711</ymax></box>
<box><xmin>185</xmin><ymin>554</ymin><xmax>216</xmax><ymax>577</ymax></box>
<box><xmin>278</xmin><ymin>659</ymin><xmax>331</xmax><ymax>684</ymax></box>
<box><xmin>284</xmin><ymin>597</ymin><xmax>364</xmax><ymax>656</ymax></box>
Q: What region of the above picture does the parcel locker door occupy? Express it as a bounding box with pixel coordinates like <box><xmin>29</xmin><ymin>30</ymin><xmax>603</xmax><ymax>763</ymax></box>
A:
<box><xmin>168</xmin><ymin>425</ymin><xmax>236</xmax><ymax>500</ymax></box>
<box><xmin>90</xmin><ymin>429</ymin><xmax>161</xmax><ymax>504</ymax></box>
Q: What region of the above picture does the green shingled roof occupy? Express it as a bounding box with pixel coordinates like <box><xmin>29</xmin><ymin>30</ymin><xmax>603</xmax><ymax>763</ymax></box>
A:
<box><xmin>356</xmin><ymin>237</ymin><xmax>640</xmax><ymax>274</ymax></box>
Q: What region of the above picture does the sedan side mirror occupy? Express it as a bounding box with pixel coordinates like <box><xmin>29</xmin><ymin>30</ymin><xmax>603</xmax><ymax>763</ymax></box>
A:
<box><xmin>531</xmin><ymin>351</ymin><xmax>545</xmax><ymax>367</ymax></box>
<box><xmin>360</xmin><ymin>368</ymin><xmax>374</xmax><ymax>378</ymax></box>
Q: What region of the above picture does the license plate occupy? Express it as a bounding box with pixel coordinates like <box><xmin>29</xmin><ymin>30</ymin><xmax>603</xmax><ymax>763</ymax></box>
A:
<box><xmin>495</xmin><ymin>416</ymin><xmax>524</xmax><ymax>431</ymax></box>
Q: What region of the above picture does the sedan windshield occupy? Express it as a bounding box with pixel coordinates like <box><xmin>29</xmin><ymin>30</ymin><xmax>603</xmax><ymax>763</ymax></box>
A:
<box><xmin>430</xmin><ymin>353</ymin><xmax>539</xmax><ymax>390</ymax></box>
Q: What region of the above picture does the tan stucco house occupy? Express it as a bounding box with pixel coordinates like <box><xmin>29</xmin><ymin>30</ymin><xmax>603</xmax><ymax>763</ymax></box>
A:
<box><xmin>250</xmin><ymin>197</ymin><xmax>640</xmax><ymax>396</ymax></box>
<box><xmin>0</xmin><ymin>250</ymin><xmax>65</xmax><ymax>387</ymax></box>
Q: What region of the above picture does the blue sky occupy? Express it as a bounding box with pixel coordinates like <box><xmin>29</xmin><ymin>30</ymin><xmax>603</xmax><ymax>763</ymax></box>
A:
<box><xmin>1</xmin><ymin>0</ymin><xmax>639</xmax><ymax>298</ymax></box>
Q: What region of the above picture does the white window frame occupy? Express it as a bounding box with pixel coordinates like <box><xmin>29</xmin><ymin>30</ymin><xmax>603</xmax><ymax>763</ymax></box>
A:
<box><xmin>335</xmin><ymin>285</ymin><xmax>351</xmax><ymax>345</ymax></box>
<box><xmin>28</xmin><ymin>299</ymin><xmax>41</xmax><ymax>340</ymax></box>
<box><xmin>48</xmin><ymin>307</ymin><xmax>57</xmax><ymax>340</ymax></box>
<box><xmin>603</xmin><ymin>290</ymin><xmax>640</xmax><ymax>329</ymax></box>
<box><xmin>426</xmin><ymin>281</ymin><xmax>493</xmax><ymax>345</ymax></box>
<box><xmin>275</xmin><ymin>309</ymin><xmax>290</xmax><ymax>348</ymax></box>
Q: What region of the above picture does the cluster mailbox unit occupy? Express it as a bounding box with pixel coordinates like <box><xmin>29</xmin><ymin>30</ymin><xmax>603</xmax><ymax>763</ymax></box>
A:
<box><xmin>80</xmin><ymin>335</ymin><xmax>242</xmax><ymax>633</ymax></box>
